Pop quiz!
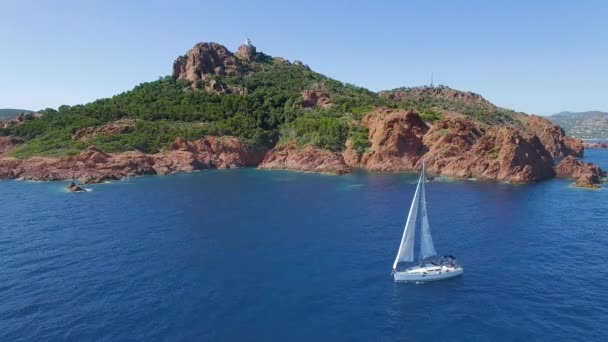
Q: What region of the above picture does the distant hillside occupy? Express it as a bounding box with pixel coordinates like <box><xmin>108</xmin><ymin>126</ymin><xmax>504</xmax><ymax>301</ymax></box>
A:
<box><xmin>0</xmin><ymin>40</ymin><xmax>593</xmax><ymax>187</ymax></box>
<box><xmin>0</xmin><ymin>42</ymin><xmax>390</xmax><ymax>158</ymax></box>
<box><xmin>0</xmin><ymin>109</ymin><xmax>33</xmax><ymax>120</ymax></box>
<box><xmin>549</xmin><ymin>111</ymin><xmax>608</xmax><ymax>139</ymax></box>
<box><xmin>379</xmin><ymin>85</ymin><xmax>517</xmax><ymax>126</ymax></box>
<box><xmin>0</xmin><ymin>41</ymin><xmax>582</xmax><ymax>163</ymax></box>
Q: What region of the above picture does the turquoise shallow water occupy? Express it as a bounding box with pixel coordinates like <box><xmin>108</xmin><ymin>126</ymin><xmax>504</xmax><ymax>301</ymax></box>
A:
<box><xmin>1</xmin><ymin>150</ymin><xmax>607</xmax><ymax>341</ymax></box>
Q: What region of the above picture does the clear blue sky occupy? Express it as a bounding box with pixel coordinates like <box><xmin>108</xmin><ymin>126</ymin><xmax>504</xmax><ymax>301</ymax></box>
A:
<box><xmin>1</xmin><ymin>0</ymin><xmax>607</xmax><ymax>115</ymax></box>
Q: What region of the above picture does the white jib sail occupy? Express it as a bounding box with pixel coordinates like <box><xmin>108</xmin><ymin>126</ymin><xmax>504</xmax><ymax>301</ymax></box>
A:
<box><xmin>419</xmin><ymin>163</ymin><xmax>437</xmax><ymax>260</ymax></box>
<box><xmin>392</xmin><ymin>172</ymin><xmax>422</xmax><ymax>270</ymax></box>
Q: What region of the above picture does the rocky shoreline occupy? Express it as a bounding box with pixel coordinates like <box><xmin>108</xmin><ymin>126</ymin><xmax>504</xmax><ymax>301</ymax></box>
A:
<box><xmin>0</xmin><ymin>136</ymin><xmax>264</xmax><ymax>184</ymax></box>
<box><xmin>1</xmin><ymin>109</ymin><xmax>605</xmax><ymax>189</ymax></box>
<box><xmin>2</xmin><ymin>40</ymin><xmax>603</xmax><ymax>190</ymax></box>
<box><xmin>258</xmin><ymin>109</ymin><xmax>604</xmax><ymax>188</ymax></box>
<box><xmin>583</xmin><ymin>141</ymin><xmax>608</xmax><ymax>149</ymax></box>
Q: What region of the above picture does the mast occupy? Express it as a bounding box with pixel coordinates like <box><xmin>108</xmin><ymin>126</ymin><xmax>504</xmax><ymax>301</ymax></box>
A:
<box><xmin>419</xmin><ymin>161</ymin><xmax>437</xmax><ymax>260</ymax></box>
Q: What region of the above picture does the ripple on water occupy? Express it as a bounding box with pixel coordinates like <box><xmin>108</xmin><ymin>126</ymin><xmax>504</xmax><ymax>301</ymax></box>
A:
<box><xmin>0</xmin><ymin>151</ymin><xmax>607</xmax><ymax>340</ymax></box>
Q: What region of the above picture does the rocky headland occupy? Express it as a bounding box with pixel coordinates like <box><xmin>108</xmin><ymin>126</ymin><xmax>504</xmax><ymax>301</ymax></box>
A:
<box><xmin>555</xmin><ymin>156</ymin><xmax>607</xmax><ymax>189</ymax></box>
<box><xmin>0</xmin><ymin>41</ymin><xmax>605</xmax><ymax>189</ymax></box>
<box><xmin>261</xmin><ymin>109</ymin><xmax>587</xmax><ymax>184</ymax></box>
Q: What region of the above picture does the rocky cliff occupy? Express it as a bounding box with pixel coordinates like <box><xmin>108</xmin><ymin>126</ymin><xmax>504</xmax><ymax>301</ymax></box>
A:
<box><xmin>261</xmin><ymin>109</ymin><xmax>562</xmax><ymax>183</ymax></box>
<box><xmin>0</xmin><ymin>137</ymin><xmax>265</xmax><ymax>183</ymax></box>
<box><xmin>172</xmin><ymin>42</ymin><xmax>243</xmax><ymax>82</ymax></box>
<box><xmin>514</xmin><ymin>114</ymin><xmax>584</xmax><ymax>158</ymax></box>
<box><xmin>348</xmin><ymin>109</ymin><xmax>428</xmax><ymax>171</ymax></box>
<box><xmin>259</xmin><ymin>142</ymin><xmax>350</xmax><ymax>175</ymax></box>
<box><xmin>424</xmin><ymin>119</ymin><xmax>555</xmax><ymax>182</ymax></box>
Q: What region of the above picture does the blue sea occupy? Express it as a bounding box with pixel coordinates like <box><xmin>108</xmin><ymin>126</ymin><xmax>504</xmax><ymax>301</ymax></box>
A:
<box><xmin>1</xmin><ymin>150</ymin><xmax>607</xmax><ymax>341</ymax></box>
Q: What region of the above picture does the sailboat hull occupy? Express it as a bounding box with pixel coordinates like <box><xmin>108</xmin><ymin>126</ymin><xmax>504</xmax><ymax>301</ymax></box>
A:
<box><xmin>393</xmin><ymin>264</ymin><xmax>463</xmax><ymax>282</ymax></box>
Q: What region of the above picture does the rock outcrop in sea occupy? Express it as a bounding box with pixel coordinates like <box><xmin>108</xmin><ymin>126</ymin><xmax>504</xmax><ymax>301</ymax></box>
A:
<box><xmin>67</xmin><ymin>182</ymin><xmax>87</xmax><ymax>192</ymax></box>
<box><xmin>583</xmin><ymin>141</ymin><xmax>608</xmax><ymax>149</ymax></box>
<box><xmin>555</xmin><ymin>156</ymin><xmax>606</xmax><ymax>189</ymax></box>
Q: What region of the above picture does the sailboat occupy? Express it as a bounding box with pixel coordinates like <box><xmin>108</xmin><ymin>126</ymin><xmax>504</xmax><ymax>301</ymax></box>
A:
<box><xmin>392</xmin><ymin>161</ymin><xmax>463</xmax><ymax>282</ymax></box>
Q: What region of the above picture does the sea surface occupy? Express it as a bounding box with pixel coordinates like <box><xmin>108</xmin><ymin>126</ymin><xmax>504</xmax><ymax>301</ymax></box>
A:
<box><xmin>1</xmin><ymin>150</ymin><xmax>607</xmax><ymax>341</ymax></box>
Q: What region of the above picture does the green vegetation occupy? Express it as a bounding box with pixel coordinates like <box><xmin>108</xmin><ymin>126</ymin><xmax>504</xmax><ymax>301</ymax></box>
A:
<box><xmin>3</xmin><ymin>59</ymin><xmax>394</xmax><ymax>158</ymax></box>
<box><xmin>419</xmin><ymin>110</ymin><xmax>444</xmax><ymax>123</ymax></box>
<box><xmin>279</xmin><ymin>114</ymin><xmax>349</xmax><ymax>151</ymax></box>
<box><xmin>349</xmin><ymin>125</ymin><xmax>371</xmax><ymax>154</ymax></box>
<box><xmin>385</xmin><ymin>85</ymin><xmax>516</xmax><ymax>126</ymax></box>
<box><xmin>3</xmin><ymin>52</ymin><xmax>517</xmax><ymax>159</ymax></box>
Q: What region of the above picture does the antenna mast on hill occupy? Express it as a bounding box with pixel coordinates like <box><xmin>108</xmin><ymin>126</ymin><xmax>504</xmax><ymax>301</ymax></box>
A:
<box><xmin>430</xmin><ymin>72</ymin><xmax>434</xmax><ymax>88</ymax></box>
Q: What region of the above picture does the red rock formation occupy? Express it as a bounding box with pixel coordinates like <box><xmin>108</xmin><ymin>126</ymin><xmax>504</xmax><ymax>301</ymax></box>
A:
<box><xmin>421</xmin><ymin>117</ymin><xmax>484</xmax><ymax>177</ymax></box>
<box><xmin>0</xmin><ymin>137</ymin><xmax>265</xmax><ymax>183</ymax></box>
<box><xmin>154</xmin><ymin>136</ymin><xmax>265</xmax><ymax>175</ymax></box>
<box><xmin>301</xmin><ymin>90</ymin><xmax>334</xmax><ymax>109</ymax></box>
<box><xmin>0</xmin><ymin>148</ymin><xmax>156</xmax><ymax>183</ymax></box>
<box><xmin>235</xmin><ymin>43</ymin><xmax>256</xmax><ymax>61</ymax></box>
<box><xmin>341</xmin><ymin>139</ymin><xmax>362</xmax><ymax>167</ymax></box>
<box><xmin>354</xmin><ymin>109</ymin><xmax>429</xmax><ymax>171</ymax></box>
<box><xmin>0</xmin><ymin>136</ymin><xmax>23</xmax><ymax>155</ymax></box>
<box><xmin>555</xmin><ymin>156</ymin><xmax>606</xmax><ymax>188</ymax></box>
<box><xmin>515</xmin><ymin>114</ymin><xmax>583</xmax><ymax>158</ymax></box>
<box><xmin>172</xmin><ymin>43</ymin><xmax>242</xmax><ymax>82</ymax></box>
<box><xmin>259</xmin><ymin>142</ymin><xmax>350</xmax><ymax>175</ymax></box>
<box><xmin>343</xmin><ymin>109</ymin><xmax>556</xmax><ymax>182</ymax></box>
<box><xmin>422</xmin><ymin>117</ymin><xmax>555</xmax><ymax>182</ymax></box>
<box><xmin>381</xmin><ymin>87</ymin><xmax>584</xmax><ymax>159</ymax></box>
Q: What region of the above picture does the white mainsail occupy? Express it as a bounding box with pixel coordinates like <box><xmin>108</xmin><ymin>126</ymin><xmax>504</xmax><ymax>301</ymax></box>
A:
<box><xmin>392</xmin><ymin>172</ymin><xmax>423</xmax><ymax>270</ymax></box>
<box><xmin>419</xmin><ymin>163</ymin><xmax>437</xmax><ymax>260</ymax></box>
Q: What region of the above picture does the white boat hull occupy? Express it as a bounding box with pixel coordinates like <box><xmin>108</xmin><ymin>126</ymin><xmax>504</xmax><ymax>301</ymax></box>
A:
<box><xmin>393</xmin><ymin>264</ymin><xmax>463</xmax><ymax>282</ymax></box>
